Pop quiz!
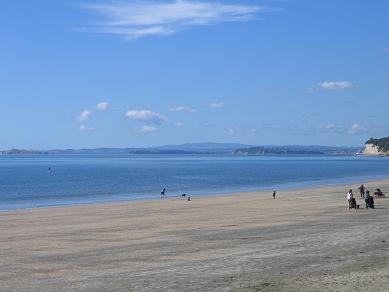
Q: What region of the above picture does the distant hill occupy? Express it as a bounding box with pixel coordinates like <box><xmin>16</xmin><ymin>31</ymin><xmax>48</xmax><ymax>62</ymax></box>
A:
<box><xmin>0</xmin><ymin>143</ymin><xmax>362</xmax><ymax>156</ymax></box>
<box><xmin>234</xmin><ymin>146</ymin><xmax>322</xmax><ymax>155</ymax></box>
<box><xmin>153</xmin><ymin>143</ymin><xmax>253</xmax><ymax>154</ymax></box>
<box><xmin>234</xmin><ymin>145</ymin><xmax>362</xmax><ymax>156</ymax></box>
<box><xmin>0</xmin><ymin>143</ymin><xmax>250</xmax><ymax>155</ymax></box>
<box><xmin>44</xmin><ymin>143</ymin><xmax>252</xmax><ymax>155</ymax></box>
<box><xmin>0</xmin><ymin>149</ymin><xmax>44</xmax><ymax>155</ymax></box>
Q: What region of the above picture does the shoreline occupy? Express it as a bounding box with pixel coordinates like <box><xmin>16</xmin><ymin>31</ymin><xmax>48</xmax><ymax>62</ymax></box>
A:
<box><xmin>2</xmin><ymin>174</ymin><xmax>389</xmax><ymax>213</ymax></box>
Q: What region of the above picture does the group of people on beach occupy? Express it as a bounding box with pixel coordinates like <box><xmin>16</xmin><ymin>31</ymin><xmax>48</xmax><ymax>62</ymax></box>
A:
<box><xmin>347</xmin><ymin>184</ymin><xmax>379</xmax><ymax>210</ymax></box>
<box><xmin>160</xmin><ymin>185</ymin><xmax>382</xmax><ymax>208</ymax></box>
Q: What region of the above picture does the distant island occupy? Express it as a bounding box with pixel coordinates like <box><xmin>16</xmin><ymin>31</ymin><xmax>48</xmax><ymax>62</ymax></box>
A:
<box><xmin>234</xmin><ymin>146</ymin><xmax>322</xmax><ymax>155</ymax></box>
<box><xmin>364</xmin><ymin>137</ymin><xmax>389</xmax><ymax>155</ymax></box>
<box><xmin>0</xmin><ymin>143</ymin><xmax>250</xmax><ymax>155</ymax></box>
<box><xmin>0</xmin><ymin>149</ymin><xmax>45</xmax><ymax>155</ymax></box>
<box><xmin>234</xmin><ymin>145</ymin><xmax>361</xmax><ymax>156</ymax></box>
<box><xmin>1</xmin><ymin>143</ymin><xmax>363</xmax><ymax>156</ymax></box>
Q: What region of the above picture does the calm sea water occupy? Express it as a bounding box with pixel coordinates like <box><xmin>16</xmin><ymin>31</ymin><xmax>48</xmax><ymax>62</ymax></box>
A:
<box><xmin>0</xmin><ymin>154</ymin><xmax>389</xmax><ymax>210</ymax></box>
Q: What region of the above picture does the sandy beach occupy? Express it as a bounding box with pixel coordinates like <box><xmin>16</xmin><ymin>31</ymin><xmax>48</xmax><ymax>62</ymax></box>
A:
<box><xmin>0</xmin><ymin>180</ymin><xmax>389</xmax><ymax>292</ymax></box>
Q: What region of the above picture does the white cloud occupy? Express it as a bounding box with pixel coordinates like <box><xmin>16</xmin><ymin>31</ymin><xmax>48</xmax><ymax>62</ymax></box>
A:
<box><xmin>125</xmin><ymin>109</ymin><xmax>167</xmax><ymax>124</ymax></box>
<box><xmin>78</xmin><ymin>110</ymin><xmax>92</xmax><ymax>122</ymax></box>
<box><xmin>208</xmin><ymin>102</ymin><xmax>225</xmax><ymax>109</ymax></box>
<box><xmin>170</xmin><ymin>106</ymin><xmax>197</xmax><ymax>113</ymax></box>
<box><xmin>319</xmin><ymin>81</ymin><xmax>354</xmax><ymax>90</ymax></box>
<box><xmin>322</xmin><ymin>123</ymin><xmax>346</xmax><ymax>134</ymax></box>
<box><xmin>79</xmin><ymin>125</ymin><xmax>95</xmax><ymax>131</ymax></box>
<box><xmin>174</xmin><ymin>122</ymin><xmax>185</xmax><ymax>127</ymax></box>
<box><xmin>139</xmin><ymin>125</ymin><xmax>158</xmax><ymax>133</ymax></box>
<box><xmin>84</xmin><ymin>0</ymin><xmax>263</xmax><ymax>41</ymax></box>
<box><xmin>325</xmin><ymin>123</ymin><xmax>336</xmax><ymax>129</ymax></box>
<box><xmin>96</xmin><ymin>102</ymin><xmax>110</xmax><ymax>111</ymax></box>
<box><xmin>348</xmin><ymin>123</ymin><xmax>366</xmax><ymax>135</ymax></box>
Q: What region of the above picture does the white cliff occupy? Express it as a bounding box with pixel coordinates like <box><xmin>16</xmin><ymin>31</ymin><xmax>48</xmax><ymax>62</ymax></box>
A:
<box><xmin>363</xmin><ymin>143</ymin><xmax>386</xmax><ymax>155</ymax></box>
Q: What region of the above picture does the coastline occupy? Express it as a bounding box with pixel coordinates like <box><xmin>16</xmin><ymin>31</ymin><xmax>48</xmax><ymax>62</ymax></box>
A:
<box><xmin>1</xmin><ymin>178</ymin><xmax>389</xmax><ymax>291</ymax></box>
<box><xmin>2</xmin><ymin>169</ymin><xmax>389</xmax><ymax>212</ymax></box>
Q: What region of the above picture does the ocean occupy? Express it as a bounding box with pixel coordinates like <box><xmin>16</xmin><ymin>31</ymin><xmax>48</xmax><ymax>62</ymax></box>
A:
<box><xmin>0</xmin><ymin>154</ymin><xmax>388</xmax><ymax>210</ymax></box>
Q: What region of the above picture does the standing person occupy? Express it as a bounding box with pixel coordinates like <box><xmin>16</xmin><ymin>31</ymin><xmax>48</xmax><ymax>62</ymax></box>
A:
<box><xmin>347</xmin><ymin>189</ymin><xmax>358</xmax><ymax>209</ymax></box>
<box><xmin>347</xmin><ymin>189</ymin><xmax>353</xmax><ymax>201</ymax></box>
<box><xmin>161</xmin><ymin>187</ymin><xmax>166</xmax><ymax>199</ymax></box>
<box><xmin>272</xmin><ymin>191</ymin><xmax>276</xmax><ymax>199</ymax></box>
<box><xmin>359</xmin><ymin>184</ymin><xmax>365</xmax><ymax>198</ymax></box>
<box><xmin>364</xmin><ymin>190</ymin><xmax>374</xmax><ymax>209</ymax></box>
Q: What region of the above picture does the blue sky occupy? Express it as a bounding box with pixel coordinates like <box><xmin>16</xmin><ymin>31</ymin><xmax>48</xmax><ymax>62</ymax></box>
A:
<box><xmin>1</xmin><ymin>0</ymin><xmax>388</xmax><ymax>149</ymax></box>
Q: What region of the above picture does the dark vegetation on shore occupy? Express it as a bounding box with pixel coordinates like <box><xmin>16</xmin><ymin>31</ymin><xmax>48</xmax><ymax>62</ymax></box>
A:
<box><xmin>366</xmin><ymin>137</ymin><xmax>389</xmax><ymax>152</ymax></box>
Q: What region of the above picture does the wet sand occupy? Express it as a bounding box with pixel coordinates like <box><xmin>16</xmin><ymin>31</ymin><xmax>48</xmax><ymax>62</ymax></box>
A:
<box><xmin>1</xmin><ymin>180</ymin><xmax>389</xmax><ymax>291</ymax></box>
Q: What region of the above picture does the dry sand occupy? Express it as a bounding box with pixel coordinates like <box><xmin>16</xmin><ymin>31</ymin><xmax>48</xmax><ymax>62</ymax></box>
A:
<box><xmin>1</xmin><ymin>180</ymin><xmax>389</xmax><ymax>291</ymax></box>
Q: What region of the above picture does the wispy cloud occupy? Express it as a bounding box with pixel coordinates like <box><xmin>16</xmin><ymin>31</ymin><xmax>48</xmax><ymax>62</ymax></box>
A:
<box><xmin>324</xmin><ymin>123</ymin><xmax>336</xmax><ymax>130</ymax></box>
<box><xmin>319</xmin><ymin>81</ymin><xmax>354</xmax><ymax>90</ymax></box>
<box><xmin>250</xmin><ymin>124</ymin><xmax>320</xmax><ymax>136</ymax></box>
<box><xmin>170</xmin><ymin>106</ymin><xmax>197</xmax><ymax>113</ymax></box>
<box><xmin>79</xmin><ymin>125</ymin><xmax>95</xmax><ymax>131</ymax></box>
<box><xmin>303</xmin><ymin>81</ymin><xmax>354</xmax><ymax>95</ymax></box>
<box><xmin>321</xmin><ymin>123</ymin><xmax>347</xmax><ymax>134</ymax></box>
<box><xmin>78</xmin><ymin>110</ymin><xmax>92</xmax><ymax>122</ymax></box>
<box><xmin>321</xmin><ymin>123</ymin><xmax>367</xmax><ymax>135</ymax></box>
<box><xmin>83</xmin><ymin>0</ymin><xmax>263</xmax><ymax>41</ymax></box>
<box><xmin>126</xmin><ymin>109</ymin><xmax>168</xmax><ymax>124</ymax></box>
<box><xmin>138</xmin><ymin>125</ymin><xmax>158</xmax><ymax>133</ymax></box>
<box><xmin>250</xmin><ymin>122</ymin><xmax>370</xmax><ymax>136</ymax></box>
<box><xmin>96</xmin><ymin>102</ymin><xmax>110</xmax><ymax>111</ymax></box>
<box><xmin>208</xmin><ymin>102</ymin><xmax>225</xmax><ymax>109</ymax></box>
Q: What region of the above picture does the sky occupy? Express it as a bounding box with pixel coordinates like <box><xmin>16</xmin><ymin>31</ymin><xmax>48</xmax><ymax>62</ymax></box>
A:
<box><xmin>0</xmin><ymin>0</ymin><xmax>388</xmax><ymax>149</ymax></box>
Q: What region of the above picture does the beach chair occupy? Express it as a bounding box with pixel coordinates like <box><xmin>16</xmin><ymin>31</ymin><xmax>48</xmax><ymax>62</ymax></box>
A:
<box><xmin>374</xmin><ymin>189</ymin><xmax>385</xmax><ymax>198</ymax></box>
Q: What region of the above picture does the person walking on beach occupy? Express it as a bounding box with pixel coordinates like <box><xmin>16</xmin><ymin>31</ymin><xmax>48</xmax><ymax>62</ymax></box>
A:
<box><xmin>359</xmin><ymin>184</ymin><xmax>365</xmax><ymax>198</ymax></box>
<box><xmin>272</xmin><ymin>191</ymin><xmax>276</xmax><ymax>199</ymax></box>
<box><xmin>161</xmin><ymin>187</ymin><xmax>166</xmax><ymax>199</ymax></box>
